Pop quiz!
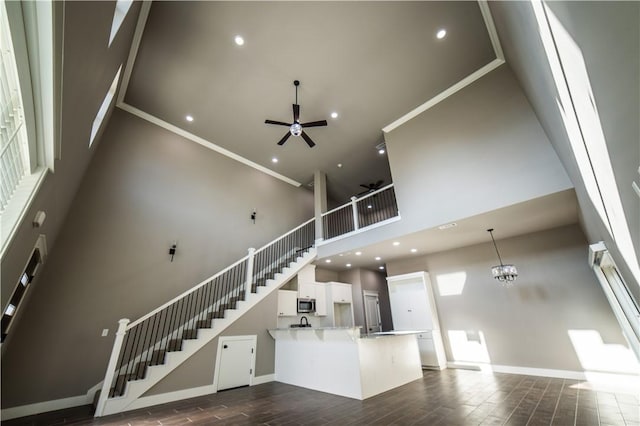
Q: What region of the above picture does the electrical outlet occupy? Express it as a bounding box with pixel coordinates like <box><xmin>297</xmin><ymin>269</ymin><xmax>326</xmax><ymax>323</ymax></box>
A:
<box><xmin>101</xmin><ymin>329</ymin><xmax>109</xmax><ymax>337</ymax></box>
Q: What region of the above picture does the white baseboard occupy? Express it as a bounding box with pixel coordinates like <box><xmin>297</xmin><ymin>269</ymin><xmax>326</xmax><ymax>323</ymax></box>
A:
<box><xmin>127</xmin><ymin>384</ymin><xmax>217</xmax><ymax>412</ymax></box>
<box><xmin>0</xmin><ymin>381</ymin><xmax>102</xmax><ymax>421</ymax></box>
<box><xmin>253</xmin><ymin>373</ymin><xmax>275</xmax><ymax>385</ymax></box>
<box><xmin>123</xmin><ymin>374</ymin><xmax>275</xmax><ymax>414</ymax></box>
<box><xmin>447</xmin><ymin>361</ymin><xmax>588</xmax><ymax>379</ymax></box>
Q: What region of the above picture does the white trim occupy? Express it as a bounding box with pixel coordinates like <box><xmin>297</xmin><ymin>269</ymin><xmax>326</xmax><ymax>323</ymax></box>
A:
<box><xmin>252</xmin><ymin>373</ymin><xmax>275</xmax><ymax>385</ymax></box>
<box><xmin>477</xmin><ymin>0</ymin><xmax>504</xmax><ymax>61</ymax></box>
<box><xmin>118</xmin><ymin>373</ymin><xmax>274</xmax><ymax>414</ymax></box>
<box><xmin>0</xmin><ymin>381</ymin><xmax>101</xmax><ymax>421</ymax></box>
<box><xmin>117</xmin><ymin>103</ymin><xmax>302</xmax><ymax>188</ymax></box>
<box><xmin>382</xmin><ymin>59</ymin><xmax>504</xmax><ymax>133</ymax></box>
<box><xmin>127</xmin><ymin>384</ymin><xmax>216</xmax><ymax>412</ymax></box>
<box><xmin>116</xmin><ymin>1</ymin><xmax>151</xmax><ymax>105</ymax></box>
<box><xmin>0</xmin><ymin>167</ymin><xmax>48</xmax><ymax>258</ymax></box>
<box><xmin>447</xmin><ymin>362</ymin><xmax>586</xmax><ymax>380</ymax></box>
<box><xmin>213</xmin><ymin>335</ymin><xmax>257</xmax><ymax>391</ymax></box>
<box><xmin>315</xmin><ymin>215</ymin><xmax>402</xmax><ymax>246</ymax></box>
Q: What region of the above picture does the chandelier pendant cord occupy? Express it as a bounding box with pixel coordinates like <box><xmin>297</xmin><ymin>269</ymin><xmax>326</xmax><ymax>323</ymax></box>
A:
<box><xmin>487</xmin><ymin>228</ymin><xmax>505</xmax><ymax>266</ymax></box>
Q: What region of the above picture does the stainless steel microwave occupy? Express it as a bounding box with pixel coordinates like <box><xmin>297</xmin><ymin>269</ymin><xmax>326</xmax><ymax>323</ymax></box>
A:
<box><xmin>297</xmin><ymin>298</ymin><xmax>316</xmax><ymax>313</ymax></box>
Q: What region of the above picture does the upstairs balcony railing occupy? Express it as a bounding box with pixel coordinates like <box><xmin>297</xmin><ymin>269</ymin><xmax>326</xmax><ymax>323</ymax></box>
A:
<box><xmin>321</xmin><ymin>184</ymin><xmax>399</xmax><ymax>241</ymax></box>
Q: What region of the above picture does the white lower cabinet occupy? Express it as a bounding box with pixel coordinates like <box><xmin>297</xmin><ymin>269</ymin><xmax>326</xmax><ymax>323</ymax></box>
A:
<box><xmin>417</xmin><ymin>331</ymin><xmax>446</xmax><ymax>369</ymax></box>
<box><xmin>277</xmin><ymin>290</ymin><xmax>297</xmax><ymax>317</ymax></box>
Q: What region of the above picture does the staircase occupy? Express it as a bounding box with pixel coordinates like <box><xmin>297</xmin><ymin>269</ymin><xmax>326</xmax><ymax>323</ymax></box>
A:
<box><xmin>95</xmin><ymin>219</ymin><xmax>316</xmax><ymax>417</ymax></box>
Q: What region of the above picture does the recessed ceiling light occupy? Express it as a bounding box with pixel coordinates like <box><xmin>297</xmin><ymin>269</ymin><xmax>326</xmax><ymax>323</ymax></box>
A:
<box><xmin>337</xmin><ymin>163</ymin><xmax>343</xmax><ymax>168</ymax></box>
<box><xmin>186</xmin><ymin>115</ymin><xmax>194</xmax><ymax>122</ymax></box>
<box><xmin>355</xmin><ymin>251</ymin><xmax>362</xmax><ymax>256</ymax></box>
<box><xmin>271</xmin><ymin>157</ymin><xmax>278</xmax><ymax>163</ymax></box>
<box><xmin>339</xmin><ymin>254</ymin><xmax>343</xmax><ymax>257</ymax></box>
<box><xmin>331</xmin><ymin>112</ymin><xmax>339</xmax><ymax>119</ymax></box>
<box><xmin>379</xmin><ymin>266</ymin><xmax>385</xmax><ymax>270</ymax></box>
<box><xmin>411</xmin><ymin>248</ymin><xmax>417</xmax><ymax>253</ymax></box>
<box><xmin>378</xmin><ymin>149</ymin><xmax>386</xmax><ymax>155</ymax></box>
<box><xmin>325</xmin><ymin>259</ymin><xmax>331</xmax><ymax>263</ymax></box>
<box><xmin>367</xmin><ymin>205</ymin><xmax>372</xmax><ymax>209</ymax></box>
<box><xmin>346</xmin><ymin>263</ymin><xmax>352</xmax><ymax>267</ymax></box>
<box><xmin>436</xmin><ymin>29</ymin><xmax>447</xmax><ymax>39</ymax></box>
<box><xmin>234</xmin><ymin>35</ymin><xmax>245</xmax><ymax>46</ymax></box>
<box><xmin>375</xmin><ymin>256</ymin><xmax>381</xmax><ymax>261</ymax></box>
<box><xmin>393</xmin><ymin>241</ymin><xmax>400</xmax><ymax>246</ymax></box>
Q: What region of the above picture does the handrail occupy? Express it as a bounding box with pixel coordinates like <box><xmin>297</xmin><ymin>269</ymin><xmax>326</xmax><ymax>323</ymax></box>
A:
<box><xmin>126</xmin><ymin>216</ymin><xmax>314</xmax><ymax>329</ymax></box>
<box><xmin>254</xmin><ymin>217</ymin><xmax>315</xmax><ymax>254</ymax></box>
<box><xmin>321</xmin><ymin>184</ymin><xmax>395</xmax><ymax>217</ymax></box>
<box><xmin>127</xmin><ymin>255</ymin><xmax>249</xmax><ymax>330</ymax></box>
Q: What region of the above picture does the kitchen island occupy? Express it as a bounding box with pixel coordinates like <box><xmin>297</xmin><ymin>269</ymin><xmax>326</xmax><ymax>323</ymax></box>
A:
<box><xmin>268</xmin><ymin>327</ymin><xmax>423</xmax><ymax>400</ymax></box>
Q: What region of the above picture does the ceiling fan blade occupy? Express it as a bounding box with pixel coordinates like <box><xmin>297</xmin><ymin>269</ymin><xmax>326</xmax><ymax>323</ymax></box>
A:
<box><xmin>277</xmin><ymin>132</ymin><xmax>291</xmax><ymax>146</ymax></box>
<box><xmin>301</xmin><ymin>120</ymin><xmax>327</xmax><ymax>128</ymax></box>
<box><xmin>300</xmin><ymin>131</ymin><xmax>316</xmax><ymax>148</ymax></box>
<box><xmin>293</xmin><ymin>104</ymin><xmax>300</xmax><ymax>123</ymax></box>
<box><xmin>360</xmin><ymin>184</ymin><xmax>371</xmax><ymax>189</ymax></box>
<box><xmin>375</xmin><ymin>180</ymin><xmax>384</xmax><ymax>187</ymax></box>
<box><xmin>265</xmin><ymin>119</ymin><xmax>291</xmax><ymax>126</ymax></box>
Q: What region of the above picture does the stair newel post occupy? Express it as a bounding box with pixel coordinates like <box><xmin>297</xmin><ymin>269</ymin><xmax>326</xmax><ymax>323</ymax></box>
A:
<box><xmin>246</xmin><ymin>247</ymin><xmax>256</xmax><ymax>295</ymax></box>
<box><xmin>95</xmin><ymin>318</ymin><xmax>130</xmax><ymax>417</ymax></box>
<box><xmin>351</xmin><ymin>196</ymin><xmax>360</xmax><ymax>231</ymax></box>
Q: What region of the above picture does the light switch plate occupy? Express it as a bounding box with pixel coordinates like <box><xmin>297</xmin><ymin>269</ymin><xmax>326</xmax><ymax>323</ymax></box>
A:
<box><xmin>101</xmin><ymin>329</ymin><xmax>109</xmax><ymax>337</ymax></box>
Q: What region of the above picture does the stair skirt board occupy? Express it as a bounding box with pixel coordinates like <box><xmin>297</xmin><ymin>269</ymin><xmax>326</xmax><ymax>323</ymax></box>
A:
<box><xmin>122</xmin><ymin>374</ymin><xmax>276</xmax><ymax>414</ymax></box>
<box><xmin>98</xmin><ymin>250</ymin><xmax>316</xmax><ymax>417</ymax></box>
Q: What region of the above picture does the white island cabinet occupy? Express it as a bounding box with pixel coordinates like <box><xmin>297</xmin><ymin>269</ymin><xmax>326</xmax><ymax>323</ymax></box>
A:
<box><xmin>269</xmin><ymin>327</ymin><xmax>423</xmax><ymax>400</ymax></box>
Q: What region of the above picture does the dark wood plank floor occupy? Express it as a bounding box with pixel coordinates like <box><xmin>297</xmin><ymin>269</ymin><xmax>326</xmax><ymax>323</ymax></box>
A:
<box><xmin>2</xmin><ymin>369</ymin><xmax>638</xmax><ymax>425</ymax></box>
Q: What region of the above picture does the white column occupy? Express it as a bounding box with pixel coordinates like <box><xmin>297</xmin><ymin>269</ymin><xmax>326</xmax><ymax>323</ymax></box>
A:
<box><xmin>246</xmin><ymin>247</ymin><xmax>256</xmax><ymax>295</ymax></box>
<box><xmin>351</xmin><ymin>196</ymin><xmax>359</xmax><ymax>230</ymax></box>
<box><xmin>95</xmin><ymin>318</ymin><xmax>130</xmax><ymax>417</ymax></box>
<box><xmin>314</xmin><ymin>170</ymin><xmax>327</xmax><ymax>242</ymax></box>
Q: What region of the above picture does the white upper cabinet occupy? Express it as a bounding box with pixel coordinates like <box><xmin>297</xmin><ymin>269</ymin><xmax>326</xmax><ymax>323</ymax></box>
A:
<box><xmin>386</xmin><ymin>272</ymin><xmax>440</xmax><ymax>331</ymax></box>
<box><xmin>330</xmin><ymin>282</ymin><xmax>352</xmax><ymax>304</ymax></box>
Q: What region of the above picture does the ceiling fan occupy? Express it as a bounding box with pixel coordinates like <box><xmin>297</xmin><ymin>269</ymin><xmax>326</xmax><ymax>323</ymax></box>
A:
<box><xmin>358</xmin><ymin>180</ymin><xmax>385</xmax><ymax>196</ymax></box>
<box><xmin>264</xmin><ymin>80</ymin><xmax>327</xmax><ymax>148</ymax></box>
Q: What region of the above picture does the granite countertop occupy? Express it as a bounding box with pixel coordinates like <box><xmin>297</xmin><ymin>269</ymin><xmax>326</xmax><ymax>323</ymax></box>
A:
<box><xmin>269</xmin><ymin>326</ymin><xmax>362</xmax><ymax>331</ymax></box>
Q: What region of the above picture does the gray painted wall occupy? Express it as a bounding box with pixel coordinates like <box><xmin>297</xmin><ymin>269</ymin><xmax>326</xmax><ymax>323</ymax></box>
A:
<box><xmin>144</xmin><ymin>291</ymin><xmax>278</xmax><ymax>396</ymax></box>
<box><xmin>1</xmin><ymin>2</ymin><xmax>142</xmax><ymax>310</ymax></box>
<box><xmin>385</xmin><ymin>64</ymin><xmax>572</xmax><ymax>233</ymax></box>
<box><xmin>386</xmin><ymin>224</ymin><xmax>630</xmax><ymax>372</ymax></box>
<box><xmin>336</xmin><ymin>268</ymin><xmax>393</xmax><ymax>332</ymax></box>
<box><xmin>317</xmin><ymin>64</ymin><xmax>573</xmax><ymax>260</ymax></box>
<box><xmin>1</xmin><ymin>109</ymin><xmax>313</xmax><ymax>408</ymax></box>
<box><xmin>489</xmin><ymin>1</ymin><xmax>639</xmax><ymax>299</ymax></box>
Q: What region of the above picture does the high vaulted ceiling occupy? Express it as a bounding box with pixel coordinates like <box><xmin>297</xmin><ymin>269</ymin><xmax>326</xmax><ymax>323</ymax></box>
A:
<box><xmin>122</xmin><ymin>1</ymin><xmax>497</xmax><ymax>203</ymax></box>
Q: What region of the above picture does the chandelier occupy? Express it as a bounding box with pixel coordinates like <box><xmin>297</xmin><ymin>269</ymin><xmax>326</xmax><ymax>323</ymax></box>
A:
<box><xmin>487</xmin><ymin>229</ymin><xmax>518</xmax><ymax>285</ymax></box>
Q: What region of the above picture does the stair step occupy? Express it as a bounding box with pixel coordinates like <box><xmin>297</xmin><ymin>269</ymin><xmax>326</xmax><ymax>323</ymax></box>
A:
<box><xmin>196</xmin><ymin>319</ymin><xmax>211</xmax><ymax>328</ymax></box>
<box><xmin>168</xmin><ymin>339</ymin><xmax>182</xmax><ymax>352</ymax></box>
<box><xmin>150</xmin><ymin>349</ymin><xmax>166</xmax><ymax>366</ymax></box>
<box><xmin>183</xmin><ymin>329</ymin><xmax>197</xmax><ymax>339</ymax></box>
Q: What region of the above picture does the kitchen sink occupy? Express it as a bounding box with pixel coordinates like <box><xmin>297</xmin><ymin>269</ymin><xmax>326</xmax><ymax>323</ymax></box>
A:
<box><xmin>290</xmin><ymin>324</ymin><xmax>312</xmax><ymax>328</ymax></box>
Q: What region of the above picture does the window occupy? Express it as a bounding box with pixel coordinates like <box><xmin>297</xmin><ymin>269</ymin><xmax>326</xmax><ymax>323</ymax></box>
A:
<box><xmin>0</xmin><ymin>1</ymin><xmax>55</xmax><ymax>257</ymax></box>
<box><xmin>109</xmin><ymin>0</ymin><xmax>134</xmax><ymax>47</ymax></box>
<box><xmin>0</xmin><ymin>2</ymin><xmax>31</xmax><ymax>214</ymax></box>
<box><xmin>89</xmin><ymin>65</ymin><xmax>122</xmax><ymax>147</ymax></box>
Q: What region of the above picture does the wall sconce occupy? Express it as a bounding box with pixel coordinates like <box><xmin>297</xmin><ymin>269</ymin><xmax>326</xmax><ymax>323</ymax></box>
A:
<box><xmin>169</xmin><ymin>243</ymin><xmax>177</xmax><ymax>262</ymax></box>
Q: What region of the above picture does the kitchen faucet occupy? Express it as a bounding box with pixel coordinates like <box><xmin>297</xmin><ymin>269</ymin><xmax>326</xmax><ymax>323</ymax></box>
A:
<box><xmin>300</xmin><ymin>316</ymin><xmax>309</xmax><ymax>327</ymax></box>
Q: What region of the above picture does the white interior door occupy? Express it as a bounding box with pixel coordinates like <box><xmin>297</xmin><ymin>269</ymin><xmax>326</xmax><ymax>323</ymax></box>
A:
<box><xmin>216</xmin><ymin>336</ymin><xmax>255</xmax><ymax>391</ymax></box>
<box><xmin>364</xmin><ymin>291</ymin><xmax>382</xmax><ymax>333</ymax></box>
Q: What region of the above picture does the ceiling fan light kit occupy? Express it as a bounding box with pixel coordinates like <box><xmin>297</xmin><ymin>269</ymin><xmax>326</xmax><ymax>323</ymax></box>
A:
<box><xmin>264</xmin><ymin>80</ymin><xmax>327</xmax><ymax>148</ymax></box>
